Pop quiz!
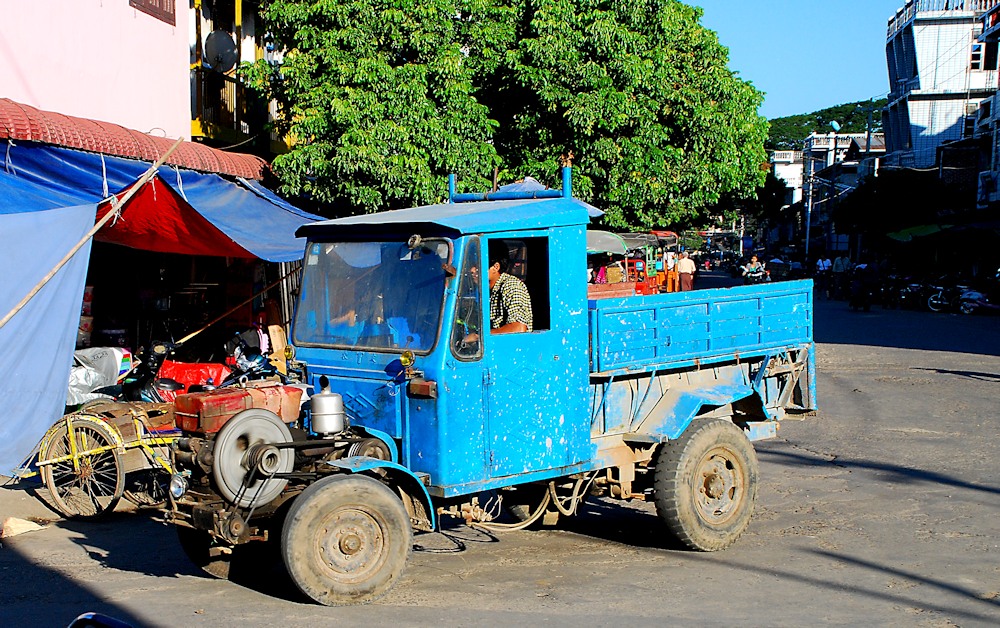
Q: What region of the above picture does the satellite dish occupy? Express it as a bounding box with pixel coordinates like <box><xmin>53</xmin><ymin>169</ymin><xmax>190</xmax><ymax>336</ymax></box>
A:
<box><xmin>204</xmin><ymin>30</ymin><xmax>238</xmax><ymax>73</ymax></box>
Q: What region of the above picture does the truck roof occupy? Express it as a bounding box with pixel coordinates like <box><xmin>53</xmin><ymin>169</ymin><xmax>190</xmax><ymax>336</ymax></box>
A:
<box><xmin>296</xmin><ymin>195</ymin><xmax>601</xmax><ymax>239</ymax></box>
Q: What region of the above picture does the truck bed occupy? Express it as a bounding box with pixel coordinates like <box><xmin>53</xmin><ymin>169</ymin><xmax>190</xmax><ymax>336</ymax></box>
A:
<box><xmin>587</xmin><ymin>279</ymin><xmax>813</xmax><ymax>375</ymax></box>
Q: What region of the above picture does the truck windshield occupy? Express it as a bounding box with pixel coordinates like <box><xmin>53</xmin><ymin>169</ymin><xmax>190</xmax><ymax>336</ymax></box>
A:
<box><xmin>293</xmin><ymin>238</ymin><xmax>451</xmax><ymax>353</ymax></box>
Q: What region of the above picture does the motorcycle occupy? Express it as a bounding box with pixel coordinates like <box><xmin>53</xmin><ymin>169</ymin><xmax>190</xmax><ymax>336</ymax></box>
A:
<box><xmin>896</xmin><ymin>279</ymin><xmax>932</xmax><ymax>310</ymax></box>
<box><xmin>77</xmin><ymin>330</ymin><xmax>282</xmax><ymax>405</ymax></box>
<box><xmin>742</xmin><ymin>263</ymin><xmax>768</xmax><ymax>285</ymax></box>
<box><xmin>68</xmin><ymin>341</ymin><xmax>186</xmax><ymax>406</ymax></box>
<box><xmin>926</xmin><ymin>280</ymin><xmax>973</xmax><ymax>313</ymax></box>
<box><xmin>848</xmin><ymin>266</ymin><xmax>879</xmax><ymax>312</ymax></box>
<box><xmin>958</xmin><ymin>268</ymin><xmax>1000</xmax><ymax>314</ymax></box>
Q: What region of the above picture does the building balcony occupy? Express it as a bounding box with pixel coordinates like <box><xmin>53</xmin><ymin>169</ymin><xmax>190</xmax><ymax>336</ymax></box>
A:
<box><xmin>191</xmin><ymin>67</ymin><xmax>255</xmax><ymax>145</ymax></box>
<box><xmin>982</xmin><ymin>2</ymin><xmax>1000</xmax><ymax>40</ymax></box>
<box><xmin>770</xmin><ymin>151</ymin><xmax>802</xmax><ymax>164</ymax></box>
<box><xmin>889</xmin><ymin>0</ymin><xmax>992</xmax><ymax>39</ymax></box>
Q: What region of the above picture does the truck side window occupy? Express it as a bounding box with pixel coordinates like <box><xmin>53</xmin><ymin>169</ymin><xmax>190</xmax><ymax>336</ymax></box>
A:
<box><xmin>499</xmin><ymin>238</ymin><xmax>550</xmax><ymax>332</ymax></box>
<box><xmin>451</xmin><ymin>237</ymin><xmax>483</xmax><ymax>360</ymax></box>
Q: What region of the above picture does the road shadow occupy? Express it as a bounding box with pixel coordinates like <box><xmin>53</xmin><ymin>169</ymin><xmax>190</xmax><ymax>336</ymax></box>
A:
<box><xmin>813</xmin><ymin>297</ymin><xmax>1000</xmax><ymax>356</ymax></box>
<box><xmin>551</xmin><ymin>497</ymin><xmax>689</xmax><ymax>551</ymax></box>
<box><xmin>0</xmin><ymin>527</ymin><xmax>151</xmax><ymax>628</ymax></box>
<box><xmin>757</xmin><ymin>446</ymin><xmax>1000</xmax><ymax>498</ymax></box>
<box><xmin>910</xmin><ymin>366</ymin><xmax>1000</xmax><ymax>381</ymax></box>
<box><xmin>663</xmin><ymin>548</ymin><xmax>1000</xmax><ymax>624</ymax></box>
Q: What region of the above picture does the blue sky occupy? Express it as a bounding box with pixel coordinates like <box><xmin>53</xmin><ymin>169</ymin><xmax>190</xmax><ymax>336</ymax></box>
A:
<box><xmin>693</xmin><ymin>0</ymin><xmax>907</xmax><ymax>119</ymax></box>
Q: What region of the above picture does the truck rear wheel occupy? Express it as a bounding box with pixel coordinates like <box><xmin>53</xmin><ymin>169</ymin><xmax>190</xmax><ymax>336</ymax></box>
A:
<box><xmin>281</xmin><ymin>474</ymin><xmax>411</xmax><ymax>605</ymax></box>
<box><xmin>653</xmin><ymin>419</ymin><xmax>759</xmax><ymax>551</ymax></box>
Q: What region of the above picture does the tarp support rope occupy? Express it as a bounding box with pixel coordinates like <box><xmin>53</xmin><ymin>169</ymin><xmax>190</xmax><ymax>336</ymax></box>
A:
<box><xmin>100</xmin><ymin>153</ymin><xmax>109</xmax><ymax>198</ymax></box>
<box><xmin>174</xmin><ymin>165</ymin><xmax>187</xmax><ymax>201</ymax></box>
<box><xmin>5</xmin><ymin>140</ymin><xmax>13</xmax><ymax>174</ymax></box>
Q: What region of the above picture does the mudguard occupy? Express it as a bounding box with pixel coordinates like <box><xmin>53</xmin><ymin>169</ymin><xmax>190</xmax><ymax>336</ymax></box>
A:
<box><xmin>352</xmin><ymin>426</ymin><xmax>399</xmax><ymax>463</ymax></box>
<box><xmin>624</xmin><ymin>364</ymin><xmax>769</xmax><ymax>444</ymax></box>
<box><xmin>322</xmin><ymin>457</ymin><xmax>436</xmax><ymax>530</ymax></box>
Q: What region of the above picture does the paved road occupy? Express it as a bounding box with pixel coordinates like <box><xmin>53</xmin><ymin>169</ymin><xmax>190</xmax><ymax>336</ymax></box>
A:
<box><xmin>2</xmin><ymin>289</ymin><xmax>999</xmax><ymax>627</ymax></box>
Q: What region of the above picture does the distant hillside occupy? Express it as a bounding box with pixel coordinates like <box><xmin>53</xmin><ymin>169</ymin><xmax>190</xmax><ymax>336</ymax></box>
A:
<box><xmin>767</xmin><ymin>99</ymin><xmax>887</xmax><ymax>151</ymax></box>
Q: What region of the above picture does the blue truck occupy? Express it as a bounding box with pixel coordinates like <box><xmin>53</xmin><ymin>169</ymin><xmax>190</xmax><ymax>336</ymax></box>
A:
<box><xmin>164</xmin><ymin>169</ymin><xmax>816</xmax><ymax>605</ymax></box>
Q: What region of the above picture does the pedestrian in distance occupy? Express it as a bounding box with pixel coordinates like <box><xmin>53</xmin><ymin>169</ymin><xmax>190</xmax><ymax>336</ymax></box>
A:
<box><xmin>676</xmin><ymin>251</ymin><xmax>696</xmax><ymax>291</ymax></box>
<box><xmin>815</xmin><ymin>255</ymin><xmax>832</xmax><ymax>298</ymax></box>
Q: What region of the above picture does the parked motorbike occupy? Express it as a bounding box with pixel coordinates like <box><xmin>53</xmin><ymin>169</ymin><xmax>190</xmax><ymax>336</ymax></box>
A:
<box><xmin>848</xmin><ymin>265</ymin><xmax>880</xmax><ymax>312</ymax></box>
<box><xmin>926</xmin><ymin>280</ymin><xmax>973</xmax><ymax>313</ymax></box>
<box><xmin>958</xmin><ymin>268</ymin><xmax>1000</xmax><ymax>314</ymax></box>
<box><xmin>80</xmin><ymin>330</ymin><xmax>283</xmax><ymax>405</ymax></box>
<box><xmin>84</xmin><ymin>341</ymin><xmax>184</xmax><ymax>404</ymax></box>
<box><xmin>892</xmin><ymin>276</ymin><xmax>935</xmax><ymax>310</ymax></box>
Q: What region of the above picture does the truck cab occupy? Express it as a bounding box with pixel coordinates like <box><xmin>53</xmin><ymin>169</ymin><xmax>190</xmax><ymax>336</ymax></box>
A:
<box><xmin>293</xmin><ymin>178</ymin><xmax>596</xmax><ymax>496</ymax></box>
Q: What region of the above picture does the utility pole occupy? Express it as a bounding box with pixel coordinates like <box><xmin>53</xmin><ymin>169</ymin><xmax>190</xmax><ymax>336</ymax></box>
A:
<box><xmin>804</xmin><ymin>176</ymin><xmax>813</xmax><ymax>265</ymax></box>
<box><xmin>865</xmin><ymin>98</ymin><xmax>873</xmax><ymax>160</ymax></box>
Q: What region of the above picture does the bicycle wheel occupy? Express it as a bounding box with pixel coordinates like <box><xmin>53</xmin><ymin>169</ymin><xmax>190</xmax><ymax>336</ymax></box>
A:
<box><xmin>123</xmin><ymin>469</ymin><xmax>170</xmax><ymax>508</ymax></box>
<box><xmin>40</xmin><ymin>417</ymin><xmax>124</xmax><ymax>518</ymax></box>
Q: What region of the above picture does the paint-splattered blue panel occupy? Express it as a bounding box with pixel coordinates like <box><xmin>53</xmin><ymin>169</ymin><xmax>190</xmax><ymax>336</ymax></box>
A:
<box><xmin>589</xmin><ymin>280</ymin><xmax>813</xmax><ymax>373</ymax></box>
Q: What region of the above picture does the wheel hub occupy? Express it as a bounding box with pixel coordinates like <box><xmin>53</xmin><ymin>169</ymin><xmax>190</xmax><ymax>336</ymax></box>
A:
<box><xmin>317</xmin><ymin>508</ymin><xmax>386</xmax><ymax>581</ymax></box>
<box><xmin>695</xmin><ymin>449</ymin><xmax>745</xmax><ymax>525</ymax></box>
<box><xmin>339</xmin><ymin>532</ymin><xmax>362</xmax><ymax>555</ymax></box>
<box><xmin>704</xmin><ymin>473</ymin><xmax>726</xmax><ymax>499</ymax></box>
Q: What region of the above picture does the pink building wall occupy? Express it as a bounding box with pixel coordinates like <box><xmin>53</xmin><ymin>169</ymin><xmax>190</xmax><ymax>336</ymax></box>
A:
<box><xmin>0</xmin><ymin>0</ymin><xmax>191</xmax><ymax>140</ymax></box>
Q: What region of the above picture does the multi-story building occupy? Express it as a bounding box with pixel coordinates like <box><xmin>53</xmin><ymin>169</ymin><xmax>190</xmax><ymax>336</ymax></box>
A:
<box><xmin>0</xmin><ymin>1</ymin><xmax>311</xmax><ymax>350</ymax></box>
<box><xmin>801</xmin><ymin>133</ymin><xmax>885</xmax><ymax>255</ymax></box>
<box><xmin>974</xmin><ymin>3</ymin><xmax>1000</xmax><ymax>207</ymax></box>
<box><xmin>1</xmin><ymin>0</ymin><xmax>191</xmax><ymax>140</ymax></box>
<box><xmin>883</xmin><ymin>0</ymin><xmax>996</xmax><ymax>169</ymax></box>
<box><xmin>191</xmin><ymin>0</ymin><xmax>282</xmax><ymax>154</ymax></box>
<box><xmin>770</xmin><ymin>151</ymin><xmax>804</xmax><ymax>208</ymax></box>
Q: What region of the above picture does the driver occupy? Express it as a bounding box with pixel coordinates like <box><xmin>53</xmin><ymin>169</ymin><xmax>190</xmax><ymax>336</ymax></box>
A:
<box><xmin>462</xmin><ymin>241</ymin><xmax>533</xmax><ymax>345</ymax></box>
<box><xmin>486</xmin><ymin>240</ymin><xmax>532</xmax><ymax>334</ymax></box>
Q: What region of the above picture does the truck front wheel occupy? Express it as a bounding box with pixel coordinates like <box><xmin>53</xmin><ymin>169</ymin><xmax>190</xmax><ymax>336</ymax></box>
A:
<box><xmin>653</xmin><ymin>419</ymin><xmax>759</xmax><ymax>551</ymax></box>
<box><xmin>281</xmin><ymin>474</ymin><xmax>412</xmax><ymax>605</ymax></box>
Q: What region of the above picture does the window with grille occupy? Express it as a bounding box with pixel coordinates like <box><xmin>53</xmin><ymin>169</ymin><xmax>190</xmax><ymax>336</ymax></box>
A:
<box><xmin>971</xmin><ymin>42</ymin><xmax>984</xmax><ymax>70</ymax></box>
<box><xmin>130</xmin><ymin>0</ymin><xmax>175</xmax><ymax>26</ymax></box>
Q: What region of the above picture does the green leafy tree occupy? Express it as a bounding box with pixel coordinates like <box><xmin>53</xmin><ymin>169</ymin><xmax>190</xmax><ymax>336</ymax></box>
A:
<box><xmin>246</xmin><ymin>0</ymin><xmax>768</xmax><ymax>228</ymax></box>
<box><xmin>243</xmin><ymin>0</ymin><xmax>506</xmax><ymax>213</ymax></box>
<box><xmin>492</xmin><ymin>0</ymin><xmax>769</xmax><ymax>230</ymax></box>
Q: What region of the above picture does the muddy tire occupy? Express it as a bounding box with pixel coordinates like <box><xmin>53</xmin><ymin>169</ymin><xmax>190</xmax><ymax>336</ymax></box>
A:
<box><xmin>282</xmin><ymin>474</ymin><xmax>411</xmax><ymax>605</ymax></box>
<box><xmin>653</xmin><ymin>419</ymin><xmax>759</xmax><ymax>551</ymax></box>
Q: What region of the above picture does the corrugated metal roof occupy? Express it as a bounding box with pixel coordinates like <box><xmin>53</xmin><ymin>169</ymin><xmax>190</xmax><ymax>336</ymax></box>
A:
<box><xmin>0</xmin><ymin>98</ymin><xmax>268</xmax><ymax>180</ymax></box>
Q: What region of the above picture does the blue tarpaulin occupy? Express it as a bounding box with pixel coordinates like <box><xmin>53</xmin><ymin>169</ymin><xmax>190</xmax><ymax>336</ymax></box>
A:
<box><xmin>0</xmin><ymin>142</ymin><xmax>320</xmax><ymax>473</ymax></box>
<box><xmin>0</xmin><ymin>143</ymin><xmax>320</xmax><ymax>261</ymax></box>
<box><xmin>0</xmin><ymin>204</ymin><xmax>94</xmax><ymax>473</ymax></box>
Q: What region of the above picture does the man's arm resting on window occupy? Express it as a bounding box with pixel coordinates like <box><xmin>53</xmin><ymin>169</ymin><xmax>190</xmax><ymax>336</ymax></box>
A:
<box><xmin>491</xmin><ymin>321</ymin><xmax>527</xmax><ymax>335</ymax></box>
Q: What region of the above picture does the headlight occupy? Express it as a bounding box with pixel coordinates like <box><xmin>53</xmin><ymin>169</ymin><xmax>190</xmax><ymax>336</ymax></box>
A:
<box><xmin>283</xmin><ymin>345</ymin><xmax>296</xmax><ymax>360</ymax></box>
<box><xmin>169</xmin><ymin>474</ymin><xmax>188</xmax><ymax>499</ymax></box>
